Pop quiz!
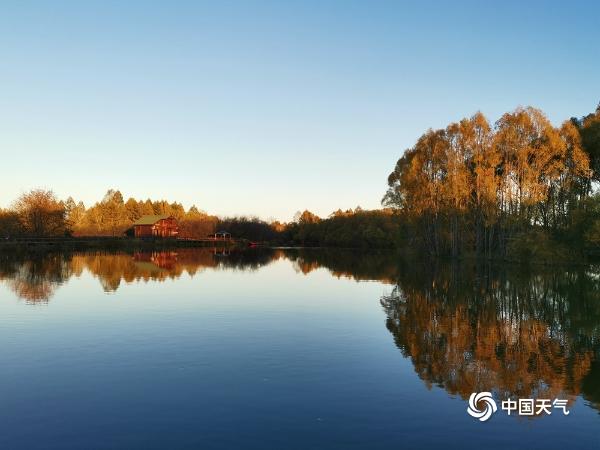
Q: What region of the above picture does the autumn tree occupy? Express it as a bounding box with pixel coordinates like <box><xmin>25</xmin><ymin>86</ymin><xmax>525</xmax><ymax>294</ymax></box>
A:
<box><xmin>384</xmin><ymin>106</ymin><xmax>593</xmax><ymax>258</ymax></box>
<box><xmin>0</xmin><ymin>208</ymin><xmax>22</xmax><ymax>237</ymax></box>
<box><xmin>179</xmin><ymin>205</ymin><xmax>217</xmax><ymax>239</ymax></box>
<box><xmin>577</xmin><ymin>103</ymin><xmax>600</xmax><ymax>181</ymax></box>
<box><xmin>13</xmin><ymin>189</ymin><xmax>67</xmax><ymax>236</ymax></box>
<box><xmin>64</xmin><ymin>197</ymin><xmax>86</xmax><ymax>235</ymax></box>
<box><xmin>124</xmin><ymin>197</ymin><xmax>143</xmax><ymax>223</ymax></box>
<box><xmin>82</xmin><ymin>189</ymin><xmax>129</xmax><ymax>236</ymax></box>
<box><xmin>141</xmin><ymin>199</ymin><xmax>155</xmax><ymax>216</ymax></box>
<box><xmin>169</xmin><ymin>202</ymin><xmax>186</xmax><ymax>221</ymax></box>
<box><xmin>294</xmin><ymin>210</ymin><xmax>321</xmax><ymax>224</ymax></box>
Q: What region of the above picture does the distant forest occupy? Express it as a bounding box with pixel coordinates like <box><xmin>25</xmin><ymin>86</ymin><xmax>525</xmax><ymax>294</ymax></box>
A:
<box><xmin>1</xmin><ymin>103</ymin><xmax>599</xmax><ymax>262</ymax></box>
<box><xmin>0</xmin><ymin>188</ymin><xmax>284</xmax><ymax>242</ymax></box>
<box><xmin>0</xmin><ymin>187</ymin><xmax>394</xmax><ymax>247</ymax></box>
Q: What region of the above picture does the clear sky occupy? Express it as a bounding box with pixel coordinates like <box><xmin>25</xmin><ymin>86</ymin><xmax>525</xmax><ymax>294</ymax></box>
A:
<box><xmin>1</xmin><ymin>0</ymin><xmax>599</xmax><ymax>221</ymax></box>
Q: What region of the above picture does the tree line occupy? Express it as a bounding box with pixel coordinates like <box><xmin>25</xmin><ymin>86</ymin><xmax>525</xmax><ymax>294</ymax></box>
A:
<box><xmin>0</xmin><ymin>189</ymin><xmax>222</xmax><ymax>239</ymax></box>
<box><xmin>0</xmin><ymin>188</ymin><xmax>320</xmax><ymax>242</ymax></box>
<box><xmin>279</xmin><ymin>208</ymin><xmax>400</xmax><ymax>248</ymax></box>
<box><xmin>0</xmin><ymin>188</ymin><xmax>398</xmax><ymax>246</ymax></box>
<box><xmin>383</xmin><ymin>104</ymin><xmax>600</xmax><ymax>260</ymax></box>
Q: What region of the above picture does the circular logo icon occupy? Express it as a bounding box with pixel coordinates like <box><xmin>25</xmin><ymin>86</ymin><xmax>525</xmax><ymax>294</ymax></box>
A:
<box><xmin>467</xmin><ymin>392</ymin><xmax>497</xmax><ymax>422</ymax></box>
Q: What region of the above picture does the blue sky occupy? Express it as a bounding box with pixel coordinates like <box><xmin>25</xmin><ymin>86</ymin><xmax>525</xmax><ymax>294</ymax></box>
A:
<box><xmin>1</xmin><ymin>0</ymin><xmax>599</xmax><ymax>220</ymax></box>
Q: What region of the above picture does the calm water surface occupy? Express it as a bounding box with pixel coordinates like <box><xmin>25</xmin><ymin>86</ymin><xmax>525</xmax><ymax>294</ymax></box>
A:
<box><xmin>0</xmin><ymin>248</ymin><xmax>599</xmax><ymax>449</ymax></box>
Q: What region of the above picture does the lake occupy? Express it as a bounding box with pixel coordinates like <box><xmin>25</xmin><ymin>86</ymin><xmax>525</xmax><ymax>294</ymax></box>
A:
<box><xmin>0</xmin><ymin>248</ymin><xmax>599</xmax><ymax>449</ymax></box>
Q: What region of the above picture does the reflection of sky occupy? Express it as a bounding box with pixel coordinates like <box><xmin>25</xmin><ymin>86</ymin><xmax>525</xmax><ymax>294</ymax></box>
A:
<box><xmin>0</xmin><ymin>257</ymin><xmax>599</xmax><ymax>449</ymax></box>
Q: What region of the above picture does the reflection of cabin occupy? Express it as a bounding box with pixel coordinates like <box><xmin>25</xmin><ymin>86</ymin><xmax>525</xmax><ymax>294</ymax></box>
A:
<box><xmin>133</xmin><ymin>251</ymin><xmax>178</xmax><ymax>270</ymax></box>
<box><xmin>213</xmin><ymin>247</ymin><xmax>230</xmax><ymax>256</ymax></box>
<box><xmin>132</xmin><ymin>215</ymin><xmax>179</xmax><ymax>238</ymax></box>
<box><xmin>207</xmin><ymin>231</ymin><xmax>231</xmax><ymax>240</ymax></box>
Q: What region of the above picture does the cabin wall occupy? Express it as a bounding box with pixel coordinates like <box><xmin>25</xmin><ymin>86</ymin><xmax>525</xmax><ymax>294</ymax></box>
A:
<box><xmin>153</xmin><ymin>219</ymin><xmax>179</xmax><ymax>238</ymax></box>
<box><xmin>134</xmin><ymin>225</ymin><xmax>153</xmax><ymax>238</ymax></box>
<box><xmin>134</xmin><ymin>218</ymin><xmax>179</xmax><ymax>239</ymax></box>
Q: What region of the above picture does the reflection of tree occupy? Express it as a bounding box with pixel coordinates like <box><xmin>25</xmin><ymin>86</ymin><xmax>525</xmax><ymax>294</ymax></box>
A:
<box><xmin>284</xmin><ymin>248</ymin><xmax>399</xmax><ymax>284</ymax></box>
<box><xmin>581</xmin><ymin>360</ymin><xmax>600</xmax><ymax>412</ymax></box>
<box><xmin>0</xmin><ymin>248</ymin><xmax>279</xmax><ymax>300</ymax></box>
<box><xmin>380</xmin><ymin>262</ymin><xmax>600</xmax><ymax>413</ymax></box>
<box><xmin>221</xmin><ymin>248</ymin><xmax>284</xmax><ymax>271</ymax></box>
<box><xmin>0</xmin><ymin>253</ymin><xmax>72</xmax><ymax>303</ymax></box>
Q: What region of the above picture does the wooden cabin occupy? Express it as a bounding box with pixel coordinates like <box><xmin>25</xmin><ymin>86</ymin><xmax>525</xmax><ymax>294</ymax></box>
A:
<box><xmin>132</xmin><ymin>215</ymin><xmax>179</xmax><ymax>238</ymax></box>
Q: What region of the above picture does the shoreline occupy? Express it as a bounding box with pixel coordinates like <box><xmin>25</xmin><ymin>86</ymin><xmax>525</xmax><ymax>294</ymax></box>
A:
<box><xmin>0</xmin><ymin>237</ymin><xmax>238</xmax><ymax>253</ymax></box>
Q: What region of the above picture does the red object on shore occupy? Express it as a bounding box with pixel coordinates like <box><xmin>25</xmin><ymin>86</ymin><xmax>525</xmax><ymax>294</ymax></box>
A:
<box><xmin>132</xmin><ymin>215</ymin><xmax>179</xmax><ymax>238</ymax></box>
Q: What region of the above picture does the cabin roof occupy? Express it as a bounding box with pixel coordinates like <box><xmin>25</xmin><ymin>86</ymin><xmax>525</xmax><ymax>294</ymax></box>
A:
<box><xmin>132</xmin><ymin>214</ymin><xmax>173</xmax><ymax>226</ymax></box>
